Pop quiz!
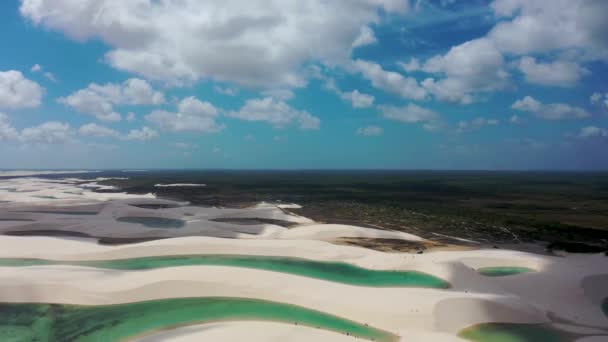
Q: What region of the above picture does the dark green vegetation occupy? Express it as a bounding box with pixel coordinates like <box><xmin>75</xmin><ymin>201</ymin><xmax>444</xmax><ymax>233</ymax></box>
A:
<box><xmin>477</xmin><ymin>267</ymin><xmax>534</xmax><ymax>277</ymax></box>
<box><xmin>0</xmin><ymin>297</ymin><xmax>396</xmax><ymax>342</ymax></box>
<box><xmin>0</xmin><ymin>254</ymin><xmax>449</xmax><ymax>288</ymax></box>
<box><xmin>458</xmin><ymin>323</ymin><xmax>575</xmax><ymax>342</ymax></box>
<box><xmin>97</xmin><ymin>170</ymin><xmax>608</xmax><ymax>253</ymax></box>
<box><xmin>116</xmin><ymin>217</ymin><xmax>185</xmax><ymax>228</ymax></box>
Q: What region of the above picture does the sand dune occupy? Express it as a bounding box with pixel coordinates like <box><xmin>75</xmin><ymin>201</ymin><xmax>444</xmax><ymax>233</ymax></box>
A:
<box><xmin>0</xmin><ymin>175</ymin><xmax>607</xmax><ymax>341</ymax></box>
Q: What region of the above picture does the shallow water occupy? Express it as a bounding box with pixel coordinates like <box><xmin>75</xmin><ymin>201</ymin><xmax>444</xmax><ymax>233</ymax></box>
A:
<box><xmin>12</xmin><ymin>211</ymin><xmax>98</xmax><ymax>215</ymax></box>
<box><xmin>0</xmin><ymin>254</ymin><xmax>449</xmax><ymax>288</ymax></box>
<box><xmin>478</xmin><ymin>267</ymin><xmax>534</xmax><ymax>277</ymax></box>
<box><xmin>0</xmin><ymin>297</ymin><xmax>396</xmax><ymax>342</ymax></box>
<box><xmin>116</xmin><ymin>216</ymin><xmax>185</xmax><ymax>228</ymax></box>
<box><xmin>459</xmin><ymin>323</ymin><xmax>573</xmax><ymax>342</ymax></box>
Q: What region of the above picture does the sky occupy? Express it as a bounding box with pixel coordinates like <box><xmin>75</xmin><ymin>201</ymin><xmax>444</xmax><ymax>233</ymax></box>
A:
<box><xmin>0</xmin><ymin>0</ymin><xmax>607</xmax><ymax>170</ymax></box>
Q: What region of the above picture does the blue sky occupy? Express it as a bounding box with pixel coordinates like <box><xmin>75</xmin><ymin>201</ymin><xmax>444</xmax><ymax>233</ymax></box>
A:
<box><xmin>0</xmin><ymin>0</ymin><xmax>606</xmax><ymax>170</ymax></box>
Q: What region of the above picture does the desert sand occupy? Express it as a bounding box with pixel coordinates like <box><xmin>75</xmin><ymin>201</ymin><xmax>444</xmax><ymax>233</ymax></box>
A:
<box><xmin>0</xmin><ymin>174</ymin><xmax>607</xmax><ymax>341</ymax></box>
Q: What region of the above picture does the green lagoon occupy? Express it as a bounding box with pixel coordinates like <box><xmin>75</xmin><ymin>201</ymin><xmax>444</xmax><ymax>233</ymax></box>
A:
<box><xmin>0</xmin><ymin>254</ymin><xmax>449</xmax><ymax>288</ymax></box>
<box><xmin>0</xmin><ymin>297</ymin><xmax>396</xmax><ymax>342</ymax></box>
<box><xmin>478</xmin><ymin>267</ymin><xmax>534</xmax><ymax>277</ymax></box>
<box><xmin>459</xmin><ymin>323</ymin><xmax>573</xmax><ymax>342</ymax></box>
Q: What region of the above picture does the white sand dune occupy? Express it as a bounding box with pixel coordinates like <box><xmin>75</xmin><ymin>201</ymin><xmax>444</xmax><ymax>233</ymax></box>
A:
<box><xmin>0</xmin><ymin>175</ymin><xmax>607</xmax><ymax>341</ymax></box>
<box><xmin>0</xmin><ymin>236</ymin><xmax>607</xmax><ymax>339</ymax></box>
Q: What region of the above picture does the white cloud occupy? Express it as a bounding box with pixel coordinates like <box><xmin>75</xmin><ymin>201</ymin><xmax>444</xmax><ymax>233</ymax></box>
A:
<box><xmin>512</xmin><ymin>96</ymin><xmax>591</xmax><ymax>120</ymax></box>
<box><xmin>178</xmin><ymin>96</ymin><xmax>218</xmax><ymax>117</ymax></box>
<box><xmin>145</xmin><ymin>96</ymin><xmax>224</xmax><ymax>133</ymax></box>
<box><xmin>0</xmin><ymin>113</ymin><xmax>19</xmax><ymax>141</ymax></box>
<box><xmin>510</xmin><ymin>115</ymin><xmax>522</xmax><ymax>124</ymax></box>
<box><xmin>590</xmin><ymin>92</ymin><xmax>608</xmax><ymax>110</ymax></box>
<box><xmin>0</xmin><ymin>70</ymin><xmax>44</xmax><ymax>109</ymax></box>
<box><xmin>380</xmin><ymin>103</ymin><xmax>438</xmax><ymax>123</ymax></box>
<box><xmin>228</xmin><ymin>97</ymin><xmax>320</xmax><ymax>130</ymax></box>
<box><xmin>417</xmin><ymin>38</ymin><xmax>509</xmax><ymax>103</ymax></box>
<box><xmin>213</xmin><ymin>86</ymin><xmax>238</xmax><ymax>96</ymax></box>
<box><xmin>579</xmin><ymin>126</ymin><xmax>608</xmax><ymax>138</ymax></box>
<box><xmin>489</xmin><ymin>0</ymin><xmax>608</xmax><ymax>59</ymax></box>
<box><xmin>126</xmin><ymin>126</ymin><xmax>159</xmax><ymax>141</ymax></box>
<box><xmin>20</xmin><ymin>121</ymin><xmax>73</xmax><ymax>144</ymax></box>
<box><xmin>261</xmin><ymin>89</ymin><xmax>295</xmax><ymax>101</ymax></box>
<box><xmin>78</xmin><ymin>123</ymin><xmax>120</xmax><ymax>138</ymax></box>
<box><xmin>58</xmin><ymin>89</ymin><xmax>121</xmax><ymax>122</ymax></box>
<box><xmin>352</xmin><ymin>59</ymin><xmax>427</xmax><ymax>100</ymax></box>
<box><xmin>457</xmin><ymin>117</ymin><xmax>500</xmax><ymax>132</ymax></box>
<box><xmin>21</xmin><ymin>0</ymin><xmax>409</xmax><ymax>88</ymax></box>
<box><xmin>58</xmin><ymin>78</ymin><xmax>165</xmax><ymax>122</ymax></box>
<box><xmin>31</xmin><ymin>64</ymin><xmax>42</xmax><ymax>72</ymax></box>
<box><xmin>398</xmin><ymin>58</ymin><xmax>421</xmax><ymax>72</ymax></box>
<box><xmin>126</xmin><ymin>112</ymin><xmax>136</xmax><ymax>121</ymax></box>
<box><xmin>517</xmin><ymin>56</ymin><xmax>588</xmax><ymax>87</ymax></box>
<box><xmin>341</xmin><ymin>90</ymin><xmax>375</xmax><ymax>108</ymax></box>
<box><xmin>356</xmin><ymin>125</ymin><xmax>383</xmax><ymax>136</ymax></box>
<box><xmin>43</xmin><ymin>72</ymin><xmax>58</xmax><ymax>82</ymax></box>
<box><xmin>352</xmin><ymin>26</ymin><xmax>377</xmax><ymax>48</ymax></box>
<box><xmin>323</xmin><ymin>78</ymin><xmax>374</xmax><ymax>108</ymax></box>
<box><xmin>170</xmin><ymin>142</ymin><xmax>198</xmax><ymax>149</ymax></box>
<box><xmin>379</xmin><ymin>103</ymin><xmax>442</xmax><ymax>131</ymax></box>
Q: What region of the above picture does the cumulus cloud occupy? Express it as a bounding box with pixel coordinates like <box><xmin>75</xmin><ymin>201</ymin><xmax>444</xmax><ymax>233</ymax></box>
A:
<box><xmin>379</xmin><ymin>103</ymin><xmax>442</xmax><ymax>131</ymax></box>
<box><xmin>126</xmin><ymin>112</ymin><xmax>136</xmax><ymax>122</ymax></box>
<box><xmin>0</xmin><ymin>113</ymin><xmax>19</xmax><ymax>141</ymax></box>
<box><xmin>579</xmin><ymin>126</ymin><xmax>608</xmax><ymax>138</ymax></box>
<box><xmin>20</xmin><ymin>121</ymin><xmax>73</xmax><ymax>144</ymax></box>
<box><xmin>510</xmin><ymin>115</ymin><xmax>523</xmax><ymax>124</ymax></box>
<box><xmin>352</xmin><ymin>59</ymin><xmax>427</xmax><ymax>100</ymax></box>
<box><xmin>228</xmin><ymin>97</ymin><xmax>320</xmax><ymax>130</ymax></box>
<box><xmin>512</xmin><ymin>96</ymin><xmax>591</xmax><ymax>120</ymax></box>
<box><xmin>0</xmin><ymin>70</ymin><xmax>44</xmax><ymax>109</ymax></box>
<box><xmin>489</xmin><ymin>0</ymin><xmax>608</xmax><ymax>59</ymax></box>
<box><xmin>78</xmin><ymin>123</ymin><xmax>120</xmax><ymax>138</ymax></box>
<box><xmin>356</xmin><ymin>125</ymin><xmax>383</xmax><ymax>136</ymax></box>
<box><xmin>126</xmin><ymin>126</ymin><xmax>159</xmax><ymax>141</ymax></box>
<box><xmin>0</xmin><ymin>114</ymin><xmax>77</xmax><ymax>144</ymax></box>
<box><xmin>213</xmin><ymin>86</ymin><xmax>238</xmax><ymax>96</ymax></box>
<box><xmin>352</xmin><ymin>26</ymin><xmax>377</xmax><ymax>48</ymax></box>
<box><xmin>416</xmin><ymin>39</ymin><xmax>509</xmax><ymax>103</ymax></box>
<box><xmin>323</xmin><ymin>78</ymin><xmax>374</xmax><ymax>108</ymax></box>
<box><xmin>517</xmin><ymin>56</ymin><xmax>588</xmax><ymax>87</ymax></box>
<box><xmin>261</xmin><ymin>89</ymin><xmax>295</xmax><ymax>101</ymax></box>
<box><xmin>145</xmin><ymin>96</ymin><xmax>224</xmax><ymax>133</ymax></box>
<box><xmin>457</xmin><ymin>117</ymin><xmax>500</xmax><ymax>132</ymax></box>
<box><xmin>590</xmin><ymin>92</ymin><xmax>608</xmax><ymax>110</ymax></box>
<box><xmin>341</xmin><ymin>90</ymin><xmax>375</xmax><ymax>108</ymax></box>
<box><xmin>21</xmin><ymin>0</ymin><xmax>409</xmax><ymax>88</ymax></box>
<box><xmin>58</xmin><ymin>78</ymin><xmax>165</xmax><ymax>122</ymax></box>
<box><xmin>398</xmin><ymin>58</ymin><xmax>421</xmax><ymax>72</ymax></box>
